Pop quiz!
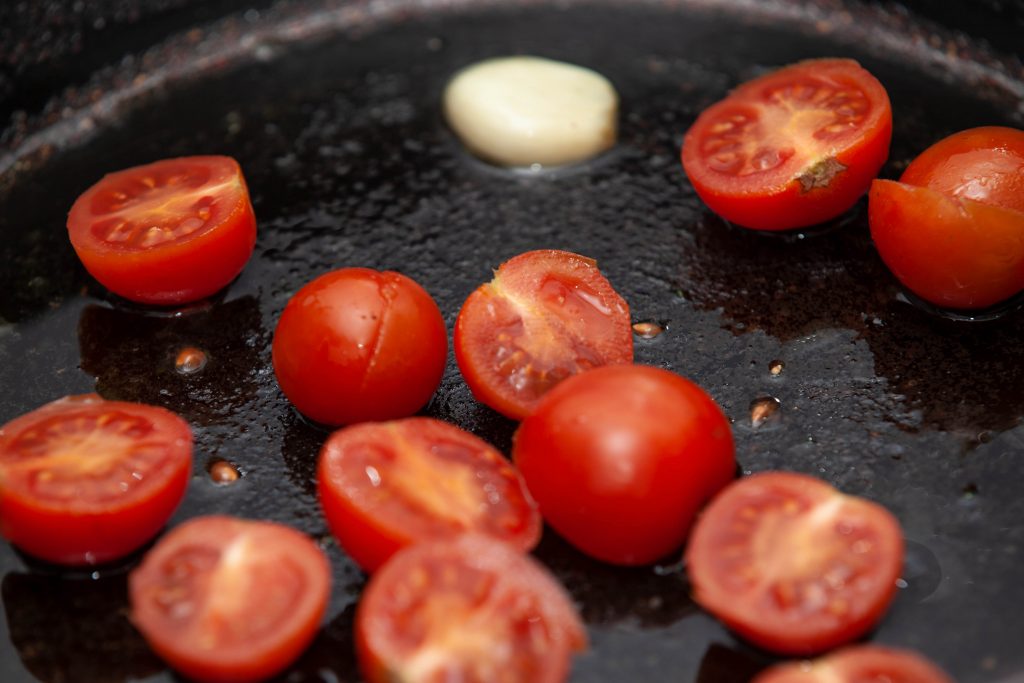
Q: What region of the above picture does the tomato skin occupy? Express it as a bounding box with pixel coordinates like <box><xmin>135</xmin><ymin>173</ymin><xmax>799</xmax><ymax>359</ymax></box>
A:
<box><xmin>356</xmin><ymin>534</ymin><xmax>587</xmax><ymax>683</ymax></box>
<box><xmin>129</xmin><ymin>516</ymin><xmax>331</xmax><ymax>683</ymax></box>
<box><xmin>67</xmin><ymin>156</ymin><xmax>257</xmax><ymax>305</ymax></box>
<box><xmin>454</xmin><ymin>250</ymin><xmax>633</xmax><ymax>421</ymax></box>
<box><xmin>754</xmin><ymin>645</ymin><xmax>954</xmax><ymax>683</ymax></box>
<box><xmin>272</xmin><ymin>268</ymin><xmax>448</xmax><ymax>426</ymax></box>
<box><xmin>317</xmin><ymin>417</ymin><xmax>541</xmax><ymax>573</ymax></box>
<box><xmin>0</xmin><ymin>394</ymin><xmax>192</xmax><ymax>565</ymax></box>
<box><xmin>869</xmin><ymin>126</ymin><xmax>1024</xmax><ymax>309</ymax></box>
<box><xmin>682</xmin><ymin>59</ymin><xmax>892</xmax><ymax>231</ymax></box>
<box><xmin>685</xmin><ymin>472</ymin><xmax>904</xmax><ymax>656</ymax></box>
<box><xmin>513</xmin><ymin>364</ymin><xmax>735</xmax><ymax>565</ymax></box>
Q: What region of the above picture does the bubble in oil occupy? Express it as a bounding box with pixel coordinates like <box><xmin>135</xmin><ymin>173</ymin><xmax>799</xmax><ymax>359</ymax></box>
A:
<box><xmin>749</xmin><ymin>396</ymin><xmax>781</xmax><ymax>427</ymax></box>
<box><xmin>632</xmin><ymin>322</ymin><xmax>663</xmax><ymax>339</ymax></box>
<box><xmin>768</xmin><ymin>359</ymin><xmax>784</xmax><ymax>376</ymax></box>
<box><xmin>175</xmin><ymin>346</ymin><xmax>208</xmax><ymax>374</ymax></box>
<box><xmin>208</xmin><ymin>459</ymin><xmax>240</xmax><ymax>484</ymax></box>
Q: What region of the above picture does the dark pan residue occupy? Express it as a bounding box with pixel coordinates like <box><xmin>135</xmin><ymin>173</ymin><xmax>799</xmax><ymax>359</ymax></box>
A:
<box><xmin>1</xmin><ymin>1</ymin><xmax>1024</xmax><ymax>682</ymax></box>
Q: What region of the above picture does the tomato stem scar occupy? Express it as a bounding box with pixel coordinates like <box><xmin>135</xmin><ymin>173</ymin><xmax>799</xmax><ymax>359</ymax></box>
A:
<box><xmin>799</xmin><ymin>157</ymin><xmax>847</xmax><ymax>192</ymax></box>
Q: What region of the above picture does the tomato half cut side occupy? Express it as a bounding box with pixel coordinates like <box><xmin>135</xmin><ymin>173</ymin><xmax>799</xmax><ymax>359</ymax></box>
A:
<box><xmin>129</xmin><ymin>515</ymin><xmax>331</xmax><ymax>683</ymax></box>
<box><xmin>67</xmin><ymin>155</ymin><xmax>257</xmax><ymax>305</ymax></box>
<box><xmin>356</xmin><ymin>534</ymin><xmax>587</xmax><ymax>683</ymax></box>
<box><xmin>682</xmin><ymin>58</ymin><xmax>892</xmax><ymax>231</ymax></box>
<box><xmin>685</xmin><ymin>472</ymin><xmax>904</xmax><ymax>655</ymax></box>
<box><xmin>754</xmin><ymin>645</ymin><xmax>955</xmax><ymax>683</ymax></box>
<box><xmin>869</xmin><ymin>179</ymin><xmax>1024</xmax><ymax>310</ymax></box>
<box><xmin>0</xmin><ymin>394</ymin><xmax>192</xmax><ymax>565</ymax></box>
<box><xmin>317</xmin><ymin>417</ymin><xmax>541</xmax><ymax>573</ymax></box>
<box><xmin>454</xmin><ymin>249</ymin><xmax>633</xmax><ymax>420</ymax></box>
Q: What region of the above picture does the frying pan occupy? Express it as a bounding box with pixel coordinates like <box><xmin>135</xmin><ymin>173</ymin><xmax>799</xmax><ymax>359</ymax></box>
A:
<box><xmin>2</xmin><ymin>0</ymin><xmax>1024</xmax><ymax>681</ymax></box>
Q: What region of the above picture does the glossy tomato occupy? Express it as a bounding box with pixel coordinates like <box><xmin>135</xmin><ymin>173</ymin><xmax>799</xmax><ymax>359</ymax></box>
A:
<box><xmin>870</xmin><ymin>126</ymin><xmax>1024</xmax><ymax>309</ymax></box>
<box><xmin>272</xmin><ymin>268</ymin><xmax>447</xmax><ymax>426</ymax></box>
<box><xmin>130</xmin><ymin>516</ymin><xmax>330</xmax><ymax>683</ymax></box>
<box><xmin>356</xmin><ymin>534</ymin><xmax>587</xmax><ymax>683</ymax></box>
<box><xmin>686</xmin><ymin>472</ymin><xmax>904</xmax><ymax>655</ymax></box>
<box><xmin>683</xmin><ymin>59</ymin><xmax>892</xmax><ymax>231</ymax></box>
<box><xmin>513</xmin><ymin>365</ymin><xmax>734</xmax><ymax>565</ymax></box>
<box><xmin>318</xmin><ymin>417</ymin><xmax>540</xmax><ymax>573</ymax></box>
<box><xmin>67</xmin><ymin>156</ymin><xmax>257</xmax><ymax>305</ymax></box>
<box><xmin>754</xmin><ymin>645</ymin><xmax>954</xmax><ymax>683</ymax></box>
<box><xmin>454</xmin><ymin>249</ymin><xmax>632</xmax><ymax>420</ymax></box>
<box><xmin>0</xmin><ymin>394</ymin><xmax>192</xmax><ymax>565</ymax></box>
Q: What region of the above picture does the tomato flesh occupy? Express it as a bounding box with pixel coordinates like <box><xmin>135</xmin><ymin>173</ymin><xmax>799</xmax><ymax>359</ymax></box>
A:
<box><xmin>869</xmin><ymin>126</ymin><xmax>1024</xmax><ymax>309</ymax></box>
<box><xmin>454</xmin><ymin>250</ymin><xmax>632</xmax><ymax>420</ymax></box>
<box><xmin>685</xmin><ymin>472</ymin><xmax>904</xmax><ymax>655</ymax></box>
<box><xmin>356</xmin><ymin>534</ymin><xmax>586</xmax><ymax>683</ymax></box>
<box><xmin>513</xmin><ymin>364</ymin><xmax>735</xmax><ymax>565</ymax></box>
<box><xmin>272</xmin><ymin>268</ymin><xmax>448</xmax><ymax>426</ymax></box>
<box><xmin>682</xmin><ymin>59</ymin><xmax>892</xmax><ymax>231</ymax></box>
<box><xmin>317</xmin><ymin>417</ymin><xmax>541</xmax><ymax>573</ymax></box>
<box><xmin>67</xmin><ymin>156</ymin><xmax>257</xmax><ymax>305</ymax></box>
<box><xmin>0</xmin><ymin>394</ymin><xmax>192</xmax><ymax>565</ymax></box>
<box><xmin>129</xmin><ymin>516</ymin><xmax>331</xmax><ymax>683</ymax></box>
<box><xmin>754</xmin><ymin>645</ymin><xmax>954</xmax><ymax>683</ymax></box>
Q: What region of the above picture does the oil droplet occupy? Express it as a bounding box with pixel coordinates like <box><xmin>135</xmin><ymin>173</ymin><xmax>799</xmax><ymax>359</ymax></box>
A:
<box><xmin>750</xmin><ymin>396</ymin><xmax>781</xmax><ymax>427</ymax></box>
<box><xmin>90</xmin><ymin>571</ymin><xmax>101</xmax><ymax>580</ymax></box>
<box><xmin>632</xmin><ymin>322</ymin><xmax>663</xmax><ymax>339</ymax></box>
<box><xmin>769</xmin><ymin>359</ymin><xmax>785</xmax><ymax>376</ymax></box>
<box><xmin>208</xmin><ymin>459</ymin><xmax>240</xmax><ymax>484</ymax></box>
<box><xmin>175</xmin><ymin>346</ymin><xmax>208</xmax><ymax>374</ymax></box>
<box><xmin>895</xmin><ymin>578</ymin><xmax>908</xmax><ymax>589</ymax></box>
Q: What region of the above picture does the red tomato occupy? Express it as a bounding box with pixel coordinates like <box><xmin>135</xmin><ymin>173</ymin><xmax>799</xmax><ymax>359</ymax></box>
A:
<box><xmin>129</xmin><ymin>515</ymin><xmax>331</xmax><ymax>683</ymax></box>
<box><xmin>754</xmin><ymin>645</ymin><xmax>954</xmax><ymax>683</ymax></box>
<box><xmin>685</xmin><ymin>472</ymin><xmax>904</xmax><ymax>655</ymax></box>
<box><xmin>356</xmin><ymin>534</ymin><xmax>587</xmax><ymax>683</ymax></box>
<box><xmin>870</xmin><ymin>126</ymin><xmax>1024</xmax><ymax>309</ymax></box>
<box><xmin>682</xmin><ymin>59</ymin><xmax>892</xmax><ymax>231</ymax></box>
<box><xmin>272</xmin><ymin>268</ymin><xmax>447</xmax><ymax>426</ymax></box>
<box><xmin>513</xmin><ymin>365</ymin><xmax>735</xmax><ymax>565</ymax></box>
<box><xmin>454</xmin><ymin>250</ymin><xmax>632</xmax><ymax>420</ymax></box>
<box><xmin>317</xmin><ymin>417</ymin><xmax>541</xmax><ymax>573</ymax></box>
<box><xmin>67</xmin><ymin>156</ymin><xmax>257</xmax><ymax>305</ymax></box>
<box><xmin>0</xmin><ymin>394</ymin><xmax>192</xmax><ymax>565</ymax></box>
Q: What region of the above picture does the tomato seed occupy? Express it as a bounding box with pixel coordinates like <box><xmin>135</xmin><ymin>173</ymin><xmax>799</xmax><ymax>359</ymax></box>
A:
<box><xmin>208</xmin><ymin>459</ymin><xmax>240</xmax><ymax>484</ymax></box>
<box><xmin>631</xmin><ymin>322</ymin><xmax>663</xmax><ymax>339</ymax></box>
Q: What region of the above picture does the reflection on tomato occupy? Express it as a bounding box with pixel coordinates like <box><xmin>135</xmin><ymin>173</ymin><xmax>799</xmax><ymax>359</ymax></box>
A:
<box><xmin>0</xmin><ymin>394</ymin><xmax>192</xmax><ymax>565</ymax></box>
<box><xmin>513</xmin><ymin>364</ymin><xmax>735</xmax><ymax>565</ymax></box>
<box><xmin>682</xmin><ymin>59</ymin><xmax>892</xmax><ymax>231</ymax></box>
<box><xmin>67</xmin><ymin>156</ymin><xmax>257</xmax><ymax>305</ymax></box>
<box><xmin>753</xmin><ymin>645</ymin><xmax>954</xmax><ymax>683</ymax></box>
<box><xmin>686</xmin><ymin>472</ymin><xmax>904</xmax><ymax>655</ymax></box>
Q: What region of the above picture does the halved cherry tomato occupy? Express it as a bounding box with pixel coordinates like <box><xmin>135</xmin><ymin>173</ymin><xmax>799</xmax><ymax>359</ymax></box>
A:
<box><xmin>513</xmin><ymin>365</ymin><xmax>735</xmax><ymax>565</ymax></box>
<box><xmin>67</xmin><ymin>156</ymin><xmax>257</xmax><ymax>305</ymax></box>
<box><xmin>272</xmin><ymin>268</ymin><xmax>447</xmax><ymax>426</ymax></box>
<box><xmin>356</xmin><ymin>534</ymin><xmax>587</xmax><ymax>683</ymax></box>
<box><xmin>317</xmin><ymin>417</ymin><xmax>540</xmax><ymax>573</ymax></box>
<box><xmin>454</xmin><ymin>250</ymin><xmax>632</xmax><ymax>420</ymax></box>
<box><xmin>129</xmin><ymin>515</ymin><xmax>331</xmax><ymax>683</ymax></box>
<box><xmin>870</xmin><ymin>126</ymin><xmax>1024</xmax><ymax>309</ymax></box>
<box><xmin>754</xmin><ymin>645</ymin><xmax>954</xmax><ymax>683</ymax></box>
<box><xmin>682</xmin><ymin>59</ymin><xmax>892</xmax><ymax>231</ymax></box>
<box><xmin>0</xmin><ymin>394</ymin><xmax>192</xmax><ymax>565</ymax></box>
<box><xmin>685</xmin><ymin>472</ymin><xmax>904</xmax><ymax>655</ymax></box>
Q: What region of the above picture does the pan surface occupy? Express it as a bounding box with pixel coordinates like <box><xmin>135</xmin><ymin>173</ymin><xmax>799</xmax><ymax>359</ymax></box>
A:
<box><xmin>1</xmin><ymin>1</ymin><xmax>1024</xmax><ymax>681</ymax></box>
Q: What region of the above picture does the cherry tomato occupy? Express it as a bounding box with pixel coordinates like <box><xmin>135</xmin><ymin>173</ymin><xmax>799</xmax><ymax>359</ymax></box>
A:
<box><xmin>272</xmin><ymin>268</ymin><xmax>447</xmax><ymax>426</ymax></box>
<box><xmin>754</xmin><ymin>645</ymin><xmax>954</xmax><ymax>683</ymax></box>
<box><xmin>682</xmin><ymin>59</ymin><xmax>892</xmax><ymax>231</ymax></box>
<box><xmin>318</xmin><ymin>417</ymin><xmax>541</xmax><ymax>573</ymax></box>
<box><xmin>356</xmin><ymin>534</ymin><xmax>587</xmax><ymax>683</ymax></box>
<box><xmin>454</xmin><ymin>250</ymin><xmax>632</xmax><ymax>420</ymax></box>
<box><xmin>0</xmin><ymin>394</ymin><xmax>192</xmax><ymax>565</ymax></box>
<box><xmin>513</xmin><ymin>364</ymin><xmax>735</xmax><ymax>565</ymax></box>
<box><xmin>870</xmin><ymin>126</ymin><xmax>1024</xmax><ymax>309</ymax></box>
<box><xmin>67</xmin><ymin>156</ymin><xmax>257</xmax><ymax>305</ymax></box>
<box><xmin>685</xmin><ymin>472</ymin><xmax>904</xmax><ymax>655</ymax></box>
<box><xmin>129</xmin><ymin>515</ymin><xmax>331</xmax><ymax>683</ymax></box>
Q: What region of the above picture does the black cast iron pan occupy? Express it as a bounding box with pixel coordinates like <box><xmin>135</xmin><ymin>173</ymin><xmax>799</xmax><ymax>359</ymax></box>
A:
<box><xmin>2</xmin><ymin>1</ymin><xmax>1024</xmax><ymax>681</ymax></box>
